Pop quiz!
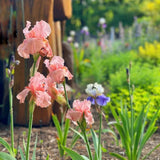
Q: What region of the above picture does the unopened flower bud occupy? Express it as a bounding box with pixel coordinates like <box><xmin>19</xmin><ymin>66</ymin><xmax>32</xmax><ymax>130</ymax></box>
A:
<box><xmin>11</xmin><ymin>74</ymin><xmax>14</xmax><ymax>81</ymax></box>
<box><xmin>56</xmin><ymin>94</ymin><xmax>67</xmax><ymax>106</ymax></box>
<box><xmin>126</xmin><ymin>68</ymin><xmax>130</xmax><ymax>84</ymax></box>
<box><xmin>10</xmin><ymin>54</ymin><xmax>15</xmax><ymax>63</ymax></box>
<box><xmin>126</xmin><ymin>68</ymin><xmax>129</xmax><ymax>77</ymax></box>
<box><xmin>9</xmin><ymin>79</ymin><xmax>14</xmax><ymax>88</ymax></box>
<box><xmin>10</xmin><ymin>64</ymin><xmax>14</xmax><ymax>72</ymax></box>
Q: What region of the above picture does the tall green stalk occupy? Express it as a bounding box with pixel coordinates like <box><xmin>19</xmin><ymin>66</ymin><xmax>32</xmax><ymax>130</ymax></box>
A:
<box><xmin>9</xmin><ymin>86</ymin><xmax>14</xmax><ymax>155</ymax></box>
<box><xmin>26</xmin><ymin>55</ymin><xmax>38</xmax><ymax>160</ymax></box>
<box><xmin>82</xmin><ymin>130</ymin><xmax>93</xmax><ymax>160</ymax></box>
<box><xmin>98</xmin><ymin>112</ymin><xmax>102</xmax><ymax>159</ymax></box>
<box><xmin>128</xmin><ymin>67</ymin><xmax>133</xmax><ymax>160</ymax></box>
<box><xmin>26</xmin><ymin>101</ymin><xmax>35</xmax><ymax>160</ymax></box>
<box><xmin>62</xmin><ymin>81</ymin><xmax>71</xmax><ymax>109</ymax></box>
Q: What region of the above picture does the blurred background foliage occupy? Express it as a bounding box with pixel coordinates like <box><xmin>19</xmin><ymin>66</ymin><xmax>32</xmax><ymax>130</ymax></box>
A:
<box><xmin>66</xmin><ymin>0</ymin><xmax>160</xmax><ymax>121</ymax></box>
<box><xmin>66</xmin><ymin>0</ymin><xmax>160</xmax><ymax>35</ymax></box>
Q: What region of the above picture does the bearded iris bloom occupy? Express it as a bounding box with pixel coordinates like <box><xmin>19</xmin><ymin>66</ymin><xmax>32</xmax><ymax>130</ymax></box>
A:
<box><xmin>44</xmin><ymin>56</ymin><xmax>73</xmax><ymax>84</ymax></box>
<box><xmin>66</xmin><ymin>99</ymin><xmax>94</xmax><ymax>125</ymax></box>
<box><xmin>86</xmin><ymin>82</ymin><xmax>110</xmax><ymax>106</ymax></box>
<box><xmin>17</xmin><ymin>20</ymin><xmax>53</xmax><ymax>59</ymax></box>
<box><xmin>17</xmin><ymin>72</ymin><xmax>51</xmax><ymax>108</ymax></box>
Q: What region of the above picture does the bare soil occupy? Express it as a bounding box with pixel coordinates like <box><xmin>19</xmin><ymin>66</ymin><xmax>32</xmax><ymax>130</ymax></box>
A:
<box><xmin>0</xmin><ymin>110</ymin><xmax>160</xmax><ymax>160</ymax></box>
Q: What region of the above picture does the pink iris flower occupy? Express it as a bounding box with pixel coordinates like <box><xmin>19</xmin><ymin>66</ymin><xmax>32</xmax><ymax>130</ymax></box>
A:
<box><xmin>66</xmin><ymin>99</ymin><xmax>94</xmax><ymax>125</ymax></box>
<box><xmin>17</xmin><ymin>72</ymin><xmax>51</xmax><ymax>108</ymax></box>
<box><xmin>17</xmin><ymin>20</ymin><xmax>53</xmax><ymax>59</ymax></box>
<box><xmin>44</xmin><ymin>56</ymin><xmax>73</xmax><ymax>83</ymax></box>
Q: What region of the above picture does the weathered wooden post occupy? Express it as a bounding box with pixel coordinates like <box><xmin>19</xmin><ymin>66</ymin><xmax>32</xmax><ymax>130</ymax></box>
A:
<box><xmin>13</xmin><ymin>0</ymin><xmax>72</xmax><ymax>126</ymax></box>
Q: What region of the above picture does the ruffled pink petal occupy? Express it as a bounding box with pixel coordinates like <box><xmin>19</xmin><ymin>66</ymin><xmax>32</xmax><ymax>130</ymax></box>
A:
<box><xmin>39</xmin><ymin>40</ymin><xmax>53</xmax><ymax>57</ymax></box>
<box><xmin>73</xmin><ymin>99</ymin><xmax>81</xmax><ymax>110</ymax></box>
<box><xmin>23</xmin><ymin>21</ymin><xmax>31</xmax><ymax>38</ymax></box>
<box><xmin>49</xmin><ymin>56</ymin><xmax>64</xmax><ymax>70</ymax></box>
<box><xmin>46</xmin><ymin>77</ymin><xmax>58</xmax><ymax>99</ymax></box>
<box><xmin>17</xmin><ymin>42</ymin><xmax>30</xmax><ymax>59</ymax></box>
<box><xmin>82</xmin><ymin>100</ymin><xmax>91</xmax><ymax>111</ymax></box>
<box><xmin>49</xmin><ymin>69</ymin><xmax>65</xmax><ymax>83</ymax></box>
<box><xmin>29</xmin><ymin>72</ymin><xmax>46</xmax><ymax>91</ymax></box>
<box><xmin>35</xmin><ymin>91</ymin><xmax>51</xmax><ymax>108</ymax></box>
<box><xmin>69</xmin><ymin>99</ymin><xmax>94</xmax><ymax>125</ymax></box>
<box><xmin>44</xmin><ymin>59</ymin><xmax>50</xmax><ymax>70</ymax></box>
<box><xmin>23</xmin><ymin>20</ymin><xmax>51</xmax><ymax>39</ymax></box>
<box><xmin>73</xmin><ymin>99</ymin><xmax>91</xmax><ymax>112</ymax></box>
<box><xmin>64</xmin><ymin>67</ymin><xmax>73</xmax><ymax>80</ymax></box>
<box><xmin>85</xmin><ymin>112</ymin><xmax>94</xmax><ymax>125</ymax></box>
<box><xmin>17</xmin><ymin>38</ymin><xmax>44</xmax><ymax>59</ymax></box>
<box><xmin>33</xmin><ymin>20</ymin><xmax>51</xmax><ymax>38</ymax></box>
<box><xmin>16</xmin><ymin>88</ymin><xmax>30</xmax><ymax>103</ymax></box>
<box><xmin>66</xmin><ymin>109</ymin><xmax>82</xmax><ymax>122</ymax></box>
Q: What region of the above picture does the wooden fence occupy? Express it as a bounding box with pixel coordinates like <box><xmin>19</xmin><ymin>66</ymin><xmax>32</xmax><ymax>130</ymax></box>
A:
<box><xmin>0</xmin><ymin>0</ymin><xmax>73</xmax><ymax>126</ymax></box>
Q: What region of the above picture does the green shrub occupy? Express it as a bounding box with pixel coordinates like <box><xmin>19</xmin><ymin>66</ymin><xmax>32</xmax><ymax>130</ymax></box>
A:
<box><xmin>80</xmin><ymin>49</ymin><xmax>138</xmax><ymax>87</ymax></box>
<box><xmin>109</xmin><ymin>62</ymin><xmax>160</xmax><ymax>92</ymax></box>
<box><xmin>80</xmin><ymin>55</ymin><xmax>106</xmax><ymax>87</ymax></box>
<box><xmin>138</xmin><ymin>41</ymin><xmax>160</xmax><ymax>65</ymax></box>
<box><xmin>104</xmin><ymin>84</ymin><xmax>160</xmax><ymax>121</ymax></box>
<box><xmin>103</xmin><ymin>50</ymin><xmax>137</xmax><ymax>79</ymax></box>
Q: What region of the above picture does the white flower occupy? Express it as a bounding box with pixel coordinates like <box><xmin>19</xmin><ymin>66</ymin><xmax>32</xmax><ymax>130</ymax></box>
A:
<box><xmin>99</xmin><ymin>17</ymin><xmax>106</xmax><ymax>25</ymax></box>
<box><xmin>67</xmin><ymin>36</ymin><xmax>73</xmax><ymax>43</ymax></box>
<box><xmin>82</xmin><ymin>26</ymin><xmax>89</xmax><ymax>32</ymax></box>
<box><xmin>74</xmin><ymin>42</ymin><xmax>79</xmax><ymax>49</ymax></box>
<box><xmin>85</xmin><ymin>82</ymin><xmax>104</xmax><ymax>97</ymax></box>
<box><xmin>70</xmin><ymin>30</ymin><xmax>76</xmax><ymax>36</ymax></box>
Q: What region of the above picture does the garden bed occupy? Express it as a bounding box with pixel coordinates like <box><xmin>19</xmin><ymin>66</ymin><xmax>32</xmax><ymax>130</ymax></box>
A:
<box><xmin>0</xmin><ymin>112</ymin><xmax>160</xmax><ymax>160</ymax></box>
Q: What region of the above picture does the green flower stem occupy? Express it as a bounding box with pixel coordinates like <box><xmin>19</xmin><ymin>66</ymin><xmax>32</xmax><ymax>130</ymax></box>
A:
<box><xmin>32</xmin><ymin>61</ymin><xmax>36</xmax><ymax>77</ymax></box>
<box><xmin>62</xmin><ymin>81</ymin><xmax>71</xmax><ymax>109</ymax></box>
<box><xmin>82</xmin><ymin>130</ymin><xmax>93</xmax><ymax>160</ymax></box>
<box><xmin>26</xmin><ymin>56</ymin><xmax>38</xmax><ymax>160</ymax></box>
<box><xmin>128</xmin><ymin>67</ymin><xmax>133</xmax><ymax>160</ymax></box>
<box><xmin>98</xmin><ymin>111</ymin><xmax>102</xmax><ymax>159</ymax></box>
<box><xmin>32</xmin><ymin>54</ymin><xmax>39</xmax><ymax>77</ymax></box>
<box><xmin>9</xmin><ymin>87</ymin><xmax>14</xmax><ymax>155</ymax></box>
<box><xmin>26</xmin><ymin>101</ymin><xmax>35</xmax><ymax>160</ymax></box>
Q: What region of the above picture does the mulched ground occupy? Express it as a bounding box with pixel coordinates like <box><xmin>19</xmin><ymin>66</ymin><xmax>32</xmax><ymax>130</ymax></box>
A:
<box><xmin>1</xmin><ymin>109</ymin><xmax>160</xmax><ymax>160</ymax></box>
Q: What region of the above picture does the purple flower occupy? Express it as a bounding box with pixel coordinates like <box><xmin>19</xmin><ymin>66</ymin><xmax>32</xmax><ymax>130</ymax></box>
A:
<box><xmin>87</xmin><ymin>96</ymin><xmax>95</xmax><ymax>105</ymax></box>
<box><xmin>81</xmin><ymin>26</ymin><xmax>89</xmax><ymax>36</ymax></box>
<box><xmin>102</xmin><ymin>23</ymin><xmax>107</xmax><ymax>29</ymax></box>
<box><xmin>96</xmin><ymin>94</ymin><xmax>110</xmax><ymax>106</ymax></box>
<box><xmin>87</xmin><ymin>94</ymin><xmax>110</xmax><ymax>106</ymax></box>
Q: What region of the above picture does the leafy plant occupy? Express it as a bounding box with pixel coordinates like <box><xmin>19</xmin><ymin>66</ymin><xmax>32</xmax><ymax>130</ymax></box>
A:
<box><xmin>105</xmin><ymin>84</ymin><xmax>160</xmax><ymax>122</ymax></box>
<box><xmin>18</xmin><ymin>134</ymin><xmax>38</xmax><ymax>160</ymax></box>
<box><xmin>139</xmin><ymin>41</ymin><xmax>160</xmax><ymax>64</ymax></box>
<box><xmin>52</xmin><ymin>114</ymin><xmax>70</xmax><ymax>159</ymax></box>
<box><xmin>109</xmin><ymin>62</ymin><xmax>160</xmax><ymax>92</ymax></box>
<box><xmin>72</xmin><ymin>46</ymin><xmax>90</xmax><ymax>84</ymax></box>
<box><xmin>0</xmin><ymin>54</ymin><xmax>19</xmax><ymax>160</ymax></box>
<box><xmin>109</xmin><ymin>67</ymin><xmax>160</xmax><ymax>160</ymax></box>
